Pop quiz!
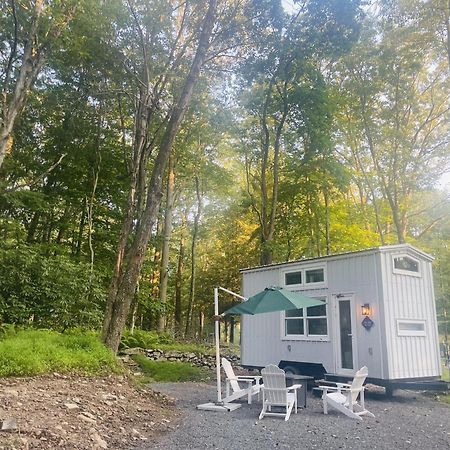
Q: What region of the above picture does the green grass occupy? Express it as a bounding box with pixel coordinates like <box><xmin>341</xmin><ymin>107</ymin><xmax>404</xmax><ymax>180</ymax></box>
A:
<box><xmin>132</xmin><ymin>354</ymin><xmax>211</xmax><ymax>383</ymax></box>
<box><xmin>442</xmin><ymin>365</ymin><xmax>449</xmax><ymax>382</ymax></box>
<box><xmin>0</xmin><ymin>329</ymin><xmax>121</xmax><ymax>377</ymax></box>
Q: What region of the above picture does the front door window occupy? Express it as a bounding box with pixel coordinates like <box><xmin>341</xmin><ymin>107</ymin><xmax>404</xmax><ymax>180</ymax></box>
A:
<box><xmin>338</xmin><ymin>299</ymin><xmax>353</xmax><ymax>370</ymax></box>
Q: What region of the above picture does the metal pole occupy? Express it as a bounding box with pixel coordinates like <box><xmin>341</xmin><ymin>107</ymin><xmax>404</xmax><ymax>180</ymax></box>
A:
<box><xmin>214</xmin><ymin>287</ymin><xmax>222</xmax><ymax>403</ymax></box>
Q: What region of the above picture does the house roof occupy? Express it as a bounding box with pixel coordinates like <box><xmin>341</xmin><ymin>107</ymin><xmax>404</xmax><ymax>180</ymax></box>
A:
<box><xmin>239</xmin><ymin>244</ymin><xmax>434</xmax><ymax>274</ymax></box>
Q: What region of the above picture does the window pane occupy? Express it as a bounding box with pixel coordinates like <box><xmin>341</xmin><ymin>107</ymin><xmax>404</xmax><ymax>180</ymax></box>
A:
<box><xmin>308</xmin><ymin>318</ymin><xmax>328</xmax><ymax>335</ymax></box>
<box><xmin>307</xmin><ymin>304</ymin><xmax>327</xmax><ymax>317</ymax></box>
<box><xmin>286</xmin><ymin>308</ymin><xmax>303</xmax><ymax>318</ymax></box>
<box><xmin>305</xmin><ymin>268</ymin><xmax>324</xmax><ymax>283</ymax></box>
<box><xmin>285</xmin><ymin>271</ymin><xmax>302</xmax><ymax>285</ymax></box>
<box><xmin>286</xmin><ymin>319</ymin><xmax>304</xmax><ymax>335</ymax></box>
<box><xmin>398</xmin><ymin>321</ymin><xmax>425</xmax><ymax>332</ymax></box>
<box><xmin>394</xmin><ymin>256</ymin><xmax>419</xmax><ymax>273</ymax></box>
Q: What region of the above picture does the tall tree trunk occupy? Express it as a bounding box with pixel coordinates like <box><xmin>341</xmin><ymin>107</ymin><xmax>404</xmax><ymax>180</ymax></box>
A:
<box><xmin>102</xmin><ymin>0</ymin><xmax>217</xmax><ymax>353</ymax></box>
<box><xmin>158</xmin><ymin>155</ymin><xmax>176</xmax><ymax>332</ymax></box>
<box><xmin>174</xmin><ymin>231</ymin><xmax>185</xmax><ymax>335</ymax></box>
<box><xmin>76</xmin><ymin>199</ymin><xmax>87</xmax><ymax>257</ymax></box>
<box><xmin>185</xmin><ymin>176</ymin><xmax>203</xmax><ymax>337</ymax></box>
<box><xmin>324</xmin><ymin>188</ymin><xmax>331</xmax><ymax>255</ymax></box>
<box><xmin>87</xmin><ymin>115</ymin><xmax>102</xmax><ymax>292</ymax></box>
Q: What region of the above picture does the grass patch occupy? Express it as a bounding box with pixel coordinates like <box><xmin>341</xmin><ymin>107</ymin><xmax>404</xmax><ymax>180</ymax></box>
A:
<box><xmin>0</xmin><ymin>328</ymin><xmax>121</xmax><ymax>377</ymax></box>
<box><xmin>132</xmin><ymin>354</ymin><xmax>210</xmax><ymax>382</ymax></box>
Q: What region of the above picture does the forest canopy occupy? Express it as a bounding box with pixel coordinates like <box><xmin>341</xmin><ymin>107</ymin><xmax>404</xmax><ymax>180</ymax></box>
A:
<box><xmin>0</xmin><ymin>0</ymin><xmax>449</xmax><ymax>351</ymax></box>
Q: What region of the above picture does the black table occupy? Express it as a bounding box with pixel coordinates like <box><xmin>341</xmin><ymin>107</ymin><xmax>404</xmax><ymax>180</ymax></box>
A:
<box><xmin>285</xmin><ymin>374</ymin><xmax>314</xmax><ymax>408</ymax></box>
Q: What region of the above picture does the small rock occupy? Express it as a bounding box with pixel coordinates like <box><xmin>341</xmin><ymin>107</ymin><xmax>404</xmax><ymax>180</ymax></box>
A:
<box><xmin>64</xmin><ymin>402</ymin><xmax>80</xmax><ymax>411</ymax></box>
<box><xmin>1</xmin><ymin>417</ymin><xmax>18</xmax><ymax>431</ymax></box>
<box><xmin>101</xmin><ymin>394</ymin><xmax>117</xmax><ymax>401</ymax></box>
<box><xmin>91</xmin><ymin>431</ymin><xmax>108</xmax><ymax>449</ymax></box>
<box><xmin>4</xmin><ymin>388</ymin><xmax>19</xmax><ymax>397</ymax></box>
<box><xmin>78</xmin><ymin>413</ymin><xmax>97</xmax><ymax>424</ymax></box>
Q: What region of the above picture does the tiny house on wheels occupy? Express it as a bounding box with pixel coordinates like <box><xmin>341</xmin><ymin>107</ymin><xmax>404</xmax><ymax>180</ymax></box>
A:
<box><xmin>240</xmin><ymin>244</ymin><xmax>447</xmax><ymax>393</ymax></box>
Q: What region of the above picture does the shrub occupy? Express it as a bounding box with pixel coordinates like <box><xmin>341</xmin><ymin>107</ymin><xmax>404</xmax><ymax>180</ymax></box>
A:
<box><xmin>0</xmin><ymin>328</ymin><xmax>120</xmax><ymax>376</ymax></box>
<box><xmin>0</xmin><ymin>244</ymin><xmax>106</xmax><ymax>330</ymax></box>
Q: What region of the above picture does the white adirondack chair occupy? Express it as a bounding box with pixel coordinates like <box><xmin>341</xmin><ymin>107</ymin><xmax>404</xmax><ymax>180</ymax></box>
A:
<box><xmin>318</xmin><ymin>366</ymin><xmax>375</xmax><ymax>421</ymax></box>
<box><xmin>259</xmin><ymin>364</ymin><xmax>302</xmax><ymax>421</ymax></box>
<box><xmin>221</xmin><ymin>357</ymin><xmax>262</xmax><ymax>404</ymax></box>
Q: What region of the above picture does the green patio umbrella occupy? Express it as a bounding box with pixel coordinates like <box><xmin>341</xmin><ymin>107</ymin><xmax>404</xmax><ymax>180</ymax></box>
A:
<box><xmin>223</xmin><ymin>286</ymin><xmax>324</xmax><ymax>315</ymax></box>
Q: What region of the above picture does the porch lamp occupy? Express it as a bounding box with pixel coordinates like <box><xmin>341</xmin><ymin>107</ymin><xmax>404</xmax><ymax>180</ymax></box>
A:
<box><xmin>361</xmin><ymin>303</ymin><xmax>371</xmax><ymax>316</ymax></box>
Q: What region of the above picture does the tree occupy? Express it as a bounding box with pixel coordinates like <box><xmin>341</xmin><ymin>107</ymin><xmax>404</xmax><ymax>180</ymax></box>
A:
<box><xmin>336</xmin><ymin>20</ymin><xmax>450</xmax><ymax>243</ymax></box>
<box><xmin>102</xmin><ymin>0</ymin><xmax>219</xmax><ymax>353</ymax></box>
<box><xmin>240</xmin><ymin>0</ymin><xmax>362</xmax><ymax>264</ymax></box>
<box><xmin>0</xmin><ymin>0</ymin><xmax>94</xmax><ymax>169</ymax></box>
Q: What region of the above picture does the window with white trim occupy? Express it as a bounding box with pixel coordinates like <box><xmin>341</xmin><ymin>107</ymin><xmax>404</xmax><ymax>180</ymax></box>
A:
<box><xmin>285</xmin><ymin>271</ymin><xmax>302</xmax><ymax>286</ymax></box>
<box><xmin>305</xmin><ymin>268</ymin><xmax>325</xmax><ymax>284</ymax></box>
<box><xmin>397</xmin><ymin>319</ymin><xmax>426</xmax><ymax>336</ymax></box>
<box><xmin>284</xmin><ymin>298</ymin><xmax>328</xmax><ymax>338</ymax></box>
<box><xmin>282</xmin><ymin>265</ymin><xmax>326</xmax><ymax>288</ymax></box>
<box><xmin>393</xmin><ymin>255</ymin><xmax>420</xmax><ymax>276</ymax></box>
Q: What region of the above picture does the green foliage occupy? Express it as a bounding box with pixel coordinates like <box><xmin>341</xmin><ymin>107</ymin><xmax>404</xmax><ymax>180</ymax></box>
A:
<box><xmin>131</xmin><ymin>354</ymin><xmax>210</xmax><ymax>382</ymax></box>
<box><xmin>0</xmin><ymin>329</ymin><xmax>120</xmax><ymax>377</ymax></box>
<box><xmin>121</xmin><ymin>329</ymin><xmax>175</xmax><ymax>349</ymax></box>
<box><xmin>0</xmin><ymin>244</ymin><xmax>106</xmax><ymax>330</ymax></box>
<box><xmin>120</xmin><ymin>329</ymin><xmax>213</xmax><ymax>354</ymax></box>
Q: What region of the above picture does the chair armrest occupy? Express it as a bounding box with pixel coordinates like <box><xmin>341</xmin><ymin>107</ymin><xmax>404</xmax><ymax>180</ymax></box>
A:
<box><xmin>316</xmin><ymin>385</ymin><xmax>341</xmax><ymax>395</ymax></box>
<box><xmin>287</xmin><ymin>384</ymin><xmax>302</xmax><ymax>391</ymax></box>
<box><xmin>336</xmin><ymin>382</ymin><xmax>352</xmax><ymax>389</ymax></box>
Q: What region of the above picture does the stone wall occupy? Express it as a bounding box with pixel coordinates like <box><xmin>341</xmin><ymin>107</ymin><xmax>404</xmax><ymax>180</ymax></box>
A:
<box><xmin>144</xmin><ymin>349</ymin><xmax>241</xmax><ymax>370</ymax></box>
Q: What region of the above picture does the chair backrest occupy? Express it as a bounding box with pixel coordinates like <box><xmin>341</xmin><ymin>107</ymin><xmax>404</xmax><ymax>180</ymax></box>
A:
<box><xmin>261</xmin><ymin>364</ymin><xmax>287</xmax><ymax>404</ymax></box>
<box><xmin>221</xmin><ymin>357</ymin><xmax>240</xmax><ymax>393</ymax></box>
<box><xmin>349</xmin><ymin>366</ymin><xmax>368</xmax><ymax>404</ymax></box>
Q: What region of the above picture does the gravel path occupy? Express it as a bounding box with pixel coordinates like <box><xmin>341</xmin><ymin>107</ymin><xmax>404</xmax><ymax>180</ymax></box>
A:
<box><xmin>142</xmin><ymin>381</ymin><xmax>450</xmax><ymax>450</ymax></box>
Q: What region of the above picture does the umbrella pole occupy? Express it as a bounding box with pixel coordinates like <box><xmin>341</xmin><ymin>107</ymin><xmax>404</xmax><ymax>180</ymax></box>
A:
<box><xmin>214</xmin><ymin>287</ymin><xmax>222</xmax><ymax>403</ymax></box>
<box><xmin>197</xmin><ymin>286</ymin><xmax>242</xmax><ymax>411</ymax></box>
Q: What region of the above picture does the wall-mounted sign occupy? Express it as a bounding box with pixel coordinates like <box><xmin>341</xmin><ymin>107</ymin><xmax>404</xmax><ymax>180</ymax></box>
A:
<box><xmin>362</xmin><ymin>316</ymin><xmax>374</xmax><ymax>330</ymax></box>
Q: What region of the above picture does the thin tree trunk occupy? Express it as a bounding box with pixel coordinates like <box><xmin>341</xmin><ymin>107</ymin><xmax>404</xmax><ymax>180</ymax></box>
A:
<box><xmin>102</xmin><ymin>0</ymin><xmax>217</xmax><ymax>353</ymax></box>
<box><xmin>158</xmin><ymin>155</ymin><xmax>176</xmax><ymax>332</ymax></box>
<box><xmin>76</xmin><ymin>199</ymin><xmax>87</xmax><ymax>256</ymax></box>
<box><xmin>324</xmin><ymin>188</ymin><xmax>331</xmax><ymax>255</ymax></box>
<box><xmin>185</xmin><ymin>176</ymin><xmax>203</xmax><ymax>337</ymax></box>
<box><xmin>174</xmin><ymin>232</ymin><xmax>185</xmax><ymax>335</ymax></box>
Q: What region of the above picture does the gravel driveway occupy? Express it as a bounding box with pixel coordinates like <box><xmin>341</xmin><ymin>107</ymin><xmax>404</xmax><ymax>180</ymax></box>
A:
<box><xmin>142</xmin><ymin>381</ymin><xmax>450</xmax><ymax>450</ymax></box>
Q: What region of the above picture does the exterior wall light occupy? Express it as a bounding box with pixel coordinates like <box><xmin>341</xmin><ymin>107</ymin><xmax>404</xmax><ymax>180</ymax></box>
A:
<box><xmin>361</xmin><ymin>303</ymin><xmax>371</xmax><ymax>316</ymax></box>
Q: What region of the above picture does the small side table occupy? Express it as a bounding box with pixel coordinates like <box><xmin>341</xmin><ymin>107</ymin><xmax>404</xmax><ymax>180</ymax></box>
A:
<box><xmin>285</xmin><ymin>374</ymin><xmax>314</xmax><ymax>408</ymax></box>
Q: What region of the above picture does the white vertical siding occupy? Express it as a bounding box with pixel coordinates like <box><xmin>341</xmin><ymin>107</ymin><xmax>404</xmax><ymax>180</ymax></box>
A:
<box><xmin>241</xmin><ymin>245</ymin><xmax>440</xmax><ymax>381</ymax></box>
<box><xmin>327</xmin><ymin>253</ymin><xmax>383</xmax><ymax>378</ymax></box>
<box><xmin>379</xmin><ymin>250</ymin><xmax>440</xmax><ymax>379</ymax></box>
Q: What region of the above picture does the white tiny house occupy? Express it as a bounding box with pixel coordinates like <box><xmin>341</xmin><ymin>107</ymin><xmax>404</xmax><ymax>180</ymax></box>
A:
<box><xmin>240</xmin><ymin>244</ymin><xmax>443</xmax><ymax>390</ymax></box>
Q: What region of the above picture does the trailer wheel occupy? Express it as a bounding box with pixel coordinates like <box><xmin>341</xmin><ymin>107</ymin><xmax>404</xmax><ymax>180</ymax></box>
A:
<box><xmin>283</xmin><ymin>365</ymin><xmax>300</xmax><ymax>375</ymax></box>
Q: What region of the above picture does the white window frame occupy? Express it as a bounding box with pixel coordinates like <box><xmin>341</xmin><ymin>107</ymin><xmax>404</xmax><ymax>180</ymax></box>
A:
<box><xmin>304</xmin><ymin>266</ymin><xmax>326</xmax><ymax>286</ymax></box>
<box><xmin>392</xmin><ymin>254</ymin><xmax>421</xmax><ymax>277</ymax></box>
<box><xmin>282</xmin><ymin>269</ymin><xmax>303</xmax><ymax>288</ymax></box>
<box><xmin>281</xmin><ymin>265</ymin><xmax>327</xmax><ymax>290</ymax></box>
<box><xmin>281</xmin><ymin>296</ymin><xmax>329</xmax><ymax>341</ymax></box>
<box><xmin>396</xmin><ymin>319</ymin><xmax>426</xmax><ymax>337</ymax></box>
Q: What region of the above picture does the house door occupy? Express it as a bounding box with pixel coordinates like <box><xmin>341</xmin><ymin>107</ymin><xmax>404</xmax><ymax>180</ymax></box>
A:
<box><xmin>336</xmin><ymin>296</ymin><xmax>356</xmax><ymax>374</ymax></box>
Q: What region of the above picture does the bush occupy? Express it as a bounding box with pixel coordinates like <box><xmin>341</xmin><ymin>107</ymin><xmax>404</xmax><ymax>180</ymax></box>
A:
<box><xmin>120</xmin><ymin>329</ymin><xmax>213</xmax><ymax>354</ymax></box>
<box><xmin>0</xmin><ymin>244</ymin><xmax>106</xmax><ymax>330</ymax></box>
<box><xmin>0</xmin><ymin>328</ymin><xmax>120</xmax><ymax>377</ymax></box>
<box><xmin>120</xmin><ymin>329</ymin><xmax>175</xmax><ymax>349</ymax></box>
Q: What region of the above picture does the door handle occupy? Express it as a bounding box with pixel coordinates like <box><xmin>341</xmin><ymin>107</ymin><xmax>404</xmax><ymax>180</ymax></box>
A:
<box><xmin>347</xmin><ymin>333</ymin><xmax>353</xmax><ymax>337</ymax></box>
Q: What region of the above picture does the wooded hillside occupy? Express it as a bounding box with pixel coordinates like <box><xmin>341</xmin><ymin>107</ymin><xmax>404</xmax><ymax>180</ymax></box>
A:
<box><xmin>0</xmin><ymin>0</ymin><xmax>449</xmax><ymax>352</ymax></box>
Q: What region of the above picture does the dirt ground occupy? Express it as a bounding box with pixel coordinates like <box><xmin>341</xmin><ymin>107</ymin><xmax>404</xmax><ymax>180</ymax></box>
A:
<box><xmin>0</xmin><ymin>373</ymin><xmax>177</xmax><ymax>450</ymax></box>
